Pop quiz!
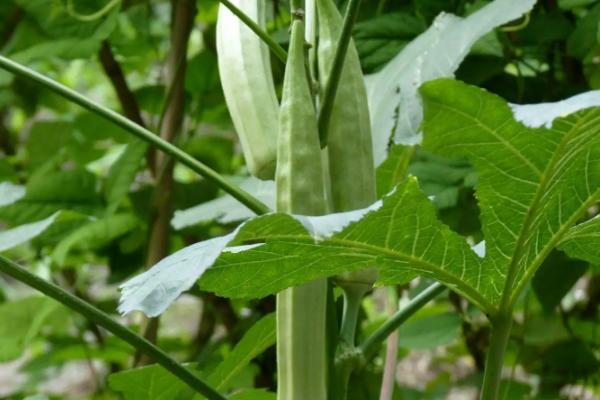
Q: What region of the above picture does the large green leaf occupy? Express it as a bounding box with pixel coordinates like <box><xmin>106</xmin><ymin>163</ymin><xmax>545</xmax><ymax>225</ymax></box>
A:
<box><xmin>420</xmin><ymin>79</ymin><xmax>600</xmax><ymax>308</ymax></box>
<box><xmin>122</xmin><ymin>177</ymin><xmax>489</xmax><ymax>317</ymax></box>
<box><xmin>199</xmin><ymin>178</ymin><xmax>491</xmax><ymax>311</ymax></box>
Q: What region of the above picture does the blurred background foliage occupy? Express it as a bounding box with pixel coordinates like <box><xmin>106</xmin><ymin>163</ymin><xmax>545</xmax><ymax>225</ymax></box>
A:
<box><xmin>0</xmin><ymin>0</ymin><xmax>598</xmax><ymax>399</ymax></box>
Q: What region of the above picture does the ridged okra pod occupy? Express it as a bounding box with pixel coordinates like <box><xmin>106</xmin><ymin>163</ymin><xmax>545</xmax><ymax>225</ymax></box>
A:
<box><xmin>216</xmin><ymin>0</ymin><xmax>279</xmax><ymax>180</ymax></box>
<box><xmin>276</xmin><ymin>16</ymin><xmax>329</xmax><ymax>400</ymax></box>
<box><xmin>317</xmin><ymin>0</ymin><xmax>376</xmax><ymax>213</ymax></box>
<box><xmin>317</xmin><ymin>0</ymin><xmax>377</xmax><ymax>290</ymax></box>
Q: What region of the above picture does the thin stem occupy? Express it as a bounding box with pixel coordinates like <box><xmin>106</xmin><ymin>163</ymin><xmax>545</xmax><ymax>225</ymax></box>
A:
<box><xmin>0</xmin><ymin>255</ymin><xmax>225</xmax><ymax>400</ymax></box>
<box><xmin>0</xmin><ymin>55</ymin><xmax>270</xmax><ymax>216</ymax></box>
<box><xmin>339</xmin><ymin>284</ymin><xmax>368</xmax><ymax>345</ymax></box>
<box><xmin>378</xmin><ymin>287</ymin><xmax>398</xmax><ymax>400</ymax></box>
<box><xmin>480</xmin><ymin>312</ymin><xmax>513</xmax><ymax>400</ymax></box>
<box><xmin>359</xmin><ymin>282</ymin><xmax>445</xmax><ymax>358</ymax></box>
<box><xmin>318</xmin><ymin>0</ymin><xmax>363</xmax><ymax>147</ymax></box>
<box><xmin>67</xmin><ymin>0</ymin><xmax>121</xmax><ymax>21</ymax></box>
<box><xmin>138</xmin><ymin>0</ymin><xmax>197</xmax><ymax>365</ymax></box>
<box><xmin>98</xmin><ymin>41</ymin><xmax>146</xmax><ymax>128</ymax></box>
<box><xmin>218</xmin><ymin>0</ymin><xmax>287</xmax><ymax>63</ymax></box>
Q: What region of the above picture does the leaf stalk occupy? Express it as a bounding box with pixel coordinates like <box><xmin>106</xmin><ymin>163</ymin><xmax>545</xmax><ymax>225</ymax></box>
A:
<box><xmin>480</xmin><ymin>311</ymin><xmax>513</xmax><ymax>400</ymax></box>
<box><xmin>359</xmin><ymin>282</ymin><xmax>445</xmax><ymax>358</ymax></box>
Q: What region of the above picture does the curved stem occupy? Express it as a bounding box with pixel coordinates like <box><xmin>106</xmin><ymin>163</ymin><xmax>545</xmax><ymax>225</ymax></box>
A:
<box><xmin>480</xmin><ymin>312</ymin><xmax>513</xmax><ymax>400</ymax></box>
<box><xmin>67</xmin><ymin>0</ymin><xmax>121</xmax><ymax>21</ymax></box>
<box><xmin>218</xmin><ymin>0</ymin><xmax>287</xmax><ymax>63</ymax></box>
<box><xmin>359</xmin><ymin>282</ymin><xmax>445</xmax><ymax>358</ymax></box>
<box><xmin>0</xmin><ymin>55</ymin><xmax>270</xmax><ymax>216</ymax></box>
<box><xmin>318</xmin><ymin>0</ymin><xmax>363</xmax><ymax>147</ymax></box>
<box><xmin>0</xmin><ymin>255</ymin><xmax>225</xmax><ymax>400</ymax></box>
<box><xmin>339</xmin><ymin>284</ymin><xmax>368</xmax><ymax>345</ymax></box>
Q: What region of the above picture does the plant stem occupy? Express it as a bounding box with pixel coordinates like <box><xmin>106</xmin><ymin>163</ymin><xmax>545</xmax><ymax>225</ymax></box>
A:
<box><xmin>218</xmin><ymin>0</ymin><xmax>287</xmax><ymax>63</ymax></box>
<box><xmin>136</xmin><ymin>0</ymin><xmax>197</xmax><ymax>366</ymax></box>
<box><xmin>0</xmin><ymin>255</ymin><xmax>225</xmax><ymax>400</ymax></box>
<box><xmin>277</xmin><ymin>280</ymin><xmax>328</xmax><ymax>400</ymax></box>
<box><xmin>0</xmin><ymin>55</ymin><xmax>270</xmax><ymax>216</ymax></box>
<box><xmin>318</xmin><ymin>0</ymin><xmax>363</xmax><ymax>147</ymax></box>
<box><xmin>379</xmin><ymin>287</ymin><xmax>398</xmax><ymax>400</ymax></box>
<box><xmin>359</xmin><ymin>282</ymin><xmax>445</xmax><ymax>358</ymax></box>
<box><xmin>98</xmin><ymin>41</ymin><xmax>146</xmax><ymax>128</ymax></box>
<box><xmin>339</xmin><ymin>284</ymin><xmax>368</xmax><ymax>345</ymax></box>
<box><xmin>480</xmin><ymin>312</ymin><xmax>513</xmax><ymax>400</ymax></box>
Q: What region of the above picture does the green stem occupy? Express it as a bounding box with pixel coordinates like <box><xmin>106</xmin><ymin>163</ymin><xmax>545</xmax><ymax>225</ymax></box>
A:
<box><xmin>0</xmin><ymin>255</ymin><xmax>225</xmax><ymax>400</ymax></box>
<box><xmin>359</xmin><ymin>282</ymin><xmax>445</xmax><ymax>358</ymax></box>
<box><xmin>0</xmin><ymin>55</ymin><xmax>270</xmax><ymax>216</ymax></box>
<box><xmin>218</xmin><ymin>0</ymin><xmax>287</xmax><ymax>63</ymax></box>
<box><xmin>318</xmin><ymin>0</ymin><xmax>363</xmax><ymax>147</ymax></box>
<box><xmin>339</xmin><ymin>284</ymin><xmax>368</xmax><ymax>345</ymax></box>
<box><xmin>480</xmin><ymin>312</ymin><xmax>513</xmax><ymax>400</ymax></box>
<box><xmin>67</xmin><ymin>0</ymin><xmax>121</xmax><ymax>22</ymax></box>
<box><xmin>277</xmin><ymin>280</ymin><xmax>328</xmax><ymax>400</ymax></box>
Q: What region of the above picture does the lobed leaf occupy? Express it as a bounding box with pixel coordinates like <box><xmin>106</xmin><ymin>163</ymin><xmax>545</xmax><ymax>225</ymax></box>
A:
<box><xmin>421</xmin><ymin>79</ymin><xmax>600</xmax><ymax>307</ymax></box>
<box><xmin>200</xmin><ymin>179</ymin><xmax>490</xmax><ymax>311</ymax></box>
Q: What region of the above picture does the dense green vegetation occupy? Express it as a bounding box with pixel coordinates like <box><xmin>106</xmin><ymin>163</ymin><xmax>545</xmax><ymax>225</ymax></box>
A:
<box><xmin>0</xmin><ymin>0</ymin><xmax>599</xmax><ymax>399</ymax></box>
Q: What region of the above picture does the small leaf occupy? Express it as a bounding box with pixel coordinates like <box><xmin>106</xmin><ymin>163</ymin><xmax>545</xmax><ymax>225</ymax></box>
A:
<box><xmin>0</xmin><ymin>182</ymin><xmax>25</xmax><ymax>207</ymax></box>
<box><xmin>109</xmin><ymin>363</ymin><xmax>198</xmax><ymax>400</ymax></box>
<box><xmin>0</xmin><ymin>297</ymin><xmax>63</xmax><ymax>362</ymax></box>
<box><xmin>398</xmin><ymin>312</ymin><xmax>461</xmax><ymax>350</ymax></box>
<box><xmin>110</xmin><ymin>315</ymin><xmax>275</xmax><ymax>399</ymax></box>
<box><xmin>0</xmin><ymin>169</ymin><xmax>103</xmax><ymax>225</ymax></box>
<box><xmin>104</xmin><ymin>140</ymin><xmax>148</xmax><ymax>215</ymax></box>
<box><xmin>0</xmin><ymin>211</ymin><xmax>85</xmax><ymax>253</ymax></box>
<box><xmin>206</xmin><ymin>313</ymin><xmax>275</xmax><ymax>392</ymax></box>
<box><xmin>52</xmin><ymin>214</ymin><xmax>140</xmax><ymax>265</ymax></box>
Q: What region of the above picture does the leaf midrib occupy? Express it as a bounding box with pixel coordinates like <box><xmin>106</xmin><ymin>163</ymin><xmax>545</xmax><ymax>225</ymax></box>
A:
<box><xmin>239</xmin><ymin>233</ymin><xmax>492</xmax><ymax>311</ymax></box>
<box><xmin>502</xmin><ymin>110</ymin><xmax>600</xmax><ymax>309</ymax></box>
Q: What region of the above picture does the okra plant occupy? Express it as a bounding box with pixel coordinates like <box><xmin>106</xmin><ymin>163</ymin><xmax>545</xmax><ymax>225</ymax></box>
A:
<box><xmin>0</xmin><ymin>0</ymin><xmax>599</xmax><ymax>399</ymax></box>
